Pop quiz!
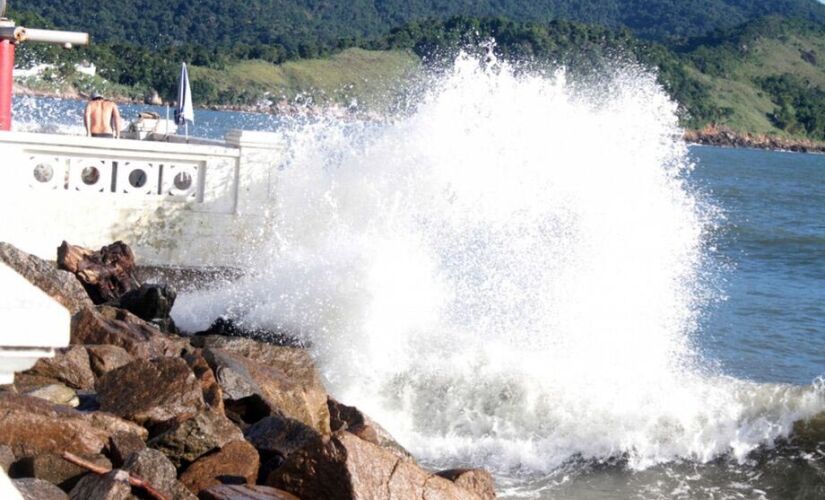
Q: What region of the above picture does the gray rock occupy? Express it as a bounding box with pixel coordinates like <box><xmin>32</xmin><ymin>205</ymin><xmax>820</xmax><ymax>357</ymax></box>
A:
<box><xmin>122</xmin><ymin>449</ymin><xmax>195</xmax><ymax>500</ymax></box>
<box><xmin>24</xmin><ymin>384</ymin><xmax>79</xmax><ymax>407</ymax></box>
<box><xmin>0</xmin><ymin>242</ymin><xmax>94</xmax><ymax>314</ymax></box>
<box><xmin>12</xmin><ymin>478</ymin><xmax>69</xmax><ymax>500</ymax></box>
<box><xmin>148</xmin><ymin>411</ymin><xmax>243</xmax><ymax>467</ymax></box>
<box><xmin>68</xmin><ymin>469</ymin><xmax>135</xmax><ymax>500</ymax></box>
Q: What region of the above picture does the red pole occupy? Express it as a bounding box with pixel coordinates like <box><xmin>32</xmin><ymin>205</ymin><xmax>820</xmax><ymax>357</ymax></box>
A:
<box><xmin>0</xmin><ymin>39</ymin><xmax>13</xmax><ymax>131</ymax></box>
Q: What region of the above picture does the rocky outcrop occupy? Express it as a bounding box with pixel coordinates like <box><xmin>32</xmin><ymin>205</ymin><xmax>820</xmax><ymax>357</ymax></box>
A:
<box><xmin>96</xmin><ymin>358</ymin><xmax>205</xmax><ymax>429</ymax></box>
<box><xmin>71</xmin><ymin>306</ymin><xmax>187</xmax><ymax>358</ymax></box>
<box><xmin>179</xmin><ymin>440</ymin><xmax>260</xmax><ymax>495</ymax></box>
<box><xmin>57</xmin><ymin>241</ymin><xmax>140</xmax><ymax>305</ymax></box>
<box><xmin>684</xmin><ymin>125</ymin><xmax>825</xmax><ymax>153</ymax></box>
<box><xmin>268</xmin><ymin>431</ymin><xmax>488</xmax><ymax>500</ymax></box>
<box><xmin>0</xmin><ymin>242</ymin><xmax>93</xmax><ymax>314</ymax></box>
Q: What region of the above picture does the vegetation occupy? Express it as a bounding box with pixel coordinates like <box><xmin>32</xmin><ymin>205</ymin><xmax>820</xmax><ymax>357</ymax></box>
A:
<box><xmin>6</xmin><ymin>2</ymin><xmax>825</xmax><ymax>140</ymax></box>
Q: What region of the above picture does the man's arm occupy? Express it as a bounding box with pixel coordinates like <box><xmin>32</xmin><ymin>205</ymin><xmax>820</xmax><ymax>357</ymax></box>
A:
<box><xmin>111</xmin><ymin>104</ymin><xmax>123</xmax><ymax>139</ymax></box>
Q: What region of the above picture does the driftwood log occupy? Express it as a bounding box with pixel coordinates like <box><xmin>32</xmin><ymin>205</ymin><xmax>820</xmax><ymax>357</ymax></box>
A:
<box><xmin>57</xmin><ymin>241</ymin><xmax>140</xmax><ymax>304</ymax></box>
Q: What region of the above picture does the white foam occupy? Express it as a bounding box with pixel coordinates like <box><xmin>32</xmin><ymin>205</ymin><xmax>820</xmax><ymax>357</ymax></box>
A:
<box><xmin>174</xmin><ymin>54</ymin><xmax>825</xmax><ymax>474</ymax></box>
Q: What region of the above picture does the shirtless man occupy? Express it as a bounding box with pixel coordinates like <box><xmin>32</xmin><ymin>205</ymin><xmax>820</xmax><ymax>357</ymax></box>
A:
<box><xmin>84</xmin><ymin>92</ymin><xmax>123</xmax><ymax>138</ymax></box>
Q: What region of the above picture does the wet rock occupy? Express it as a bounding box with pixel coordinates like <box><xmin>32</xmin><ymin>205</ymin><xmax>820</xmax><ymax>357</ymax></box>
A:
<box><xmin>148</xmin><ymin>411</ymin><xmax>243</xmax><ymax>468</ymax></box>
<box><xmin>195</xmin><ymin>317</ymin><xmax>307</xmax><ymax>348</ymax></box>
<box><xmin>268</xmin><ymin>431</ymin><xmax>488</xmax><ymax>500</ymax></box>
<box><xmin>179</xmin><ymin>440</ymin><xmax>259</xmax><ymax>496</ymax></box>
<box><xmin>68</xmin><ymin>469</ymin><xmax>134</xmax><ymax>500</ymax></box>
<box><xmin>0</xmin><ymin>445</ymin><xmax>15</xmax><ymax>472</ymax></box>
<box><xmin>117</xmin><ymin>284</ymin><xmax>178</xmax><ymax>333</ymax></box>
<box><xmin>23</xmin><ymin>383</ymin><xmax>79</xmax><ymax>407</ymax></box>
<box><xmin>328</xmin><ymin>397</ymin><xmax>412</xmax><ymax>460</ymax></box>
<box><xmin>86</xmin><ymin>345</ymin><xmax>134</xmax><ymax>379</ymax></box>
<box><xmin>107</xmin><ymin>432</ymin><xmax>146</xmax><ymax>468</ymax></box>
<box><xmin>202</xmin><ymin>342</ymin><xmax>329</xmax><ymax>433</ymax></box>
<box><xmin>0</xmin><ymin>242</ymin><xmax>94</xmax><ymax>314</ymax></box>
<box><xmin>200</xmin><ymin>484</ymin><xmax>299</xmax><ymax>500</ymax></box>
<box><xmin>792</xmin><ymin>412</ymin><xmax>825</xmax><ymax>450</ymax></box>
<box><xmin>244</xmin><ymin>414</ymin><xmax>322</xmax><ymax>458</ymax></box>
<box><xmin>184</xmin><ymin>352</ymin><xmax>224</xmax><ymax>414</ymax></box>
<box><xmin>0</xmin><ymin>393</ymin><xmax>144</xmax><ymax>457</ymax></box>
<box><xmin>12</xmin><ymin>478</ymin><xmax>69</xmax><ymax>500</ymax></box>
<box><xmin>96</xmin><ymin>358</ymin><xmax>204</xmax><ymax>429</ymax></box>
<box><xmin>57</xmin><ymin>241</ymin><xmax>139</xmax><ymax>305</ymax></box>
<box><xmin>122</xmin><ymin>449</ymin><xmax>195</xmax><ymax>500</ymax></box>
<box><xmin>14</xmin><ymin>453</ymin><xmax>112</xmax><ymax>491</ymax></box>
<box><xmin>26</xmin><ymin>346</ymin><xmax>95</xmax><ymax>390</ymax></box>
<box><xmin>71</xmin><ymin>306</ymin><xmax>187</xmax><ymax>359</ymax></box>
<box><xmin>436</xmin><ymin>469</ymin><xmax>497</xmax><ymax>500</ymax></box>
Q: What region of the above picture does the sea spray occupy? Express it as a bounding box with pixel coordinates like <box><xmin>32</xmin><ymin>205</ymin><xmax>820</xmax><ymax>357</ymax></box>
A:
<box><xmin>174</xmin><ymin>54</ymin><xmax>825</xmax><ymax>484</ymax></box>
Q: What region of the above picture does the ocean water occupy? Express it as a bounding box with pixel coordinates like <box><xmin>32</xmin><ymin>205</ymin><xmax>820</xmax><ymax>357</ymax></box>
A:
<box><xmin>12</xmin><ymin>56</ymin><xmax>825</xmax><ymax>499</ymax></box>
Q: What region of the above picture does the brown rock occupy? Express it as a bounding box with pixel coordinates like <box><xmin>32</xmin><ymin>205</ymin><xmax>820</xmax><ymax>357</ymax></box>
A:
<box><xmin>437</xmin><ymin>469</ymin><xmax>497</xmax><ymax>500</ymax></box>
<box><xmin>268</xmin><ymin>431</ymin><xmax>486</xmax><ymax>500</ymax></box>
<box><xmin>200</xmin><ymin>484</ymin><xmax>299</xmax><ymax>500</ymax></box>
<box><xmin>71</xmin><ymin>306</ymin><xmax>187</xmax><ymax>359</ymax></box>
<box><xmin>328</xmin><ymin>397</ymin><xmax>412</xmax><ymax>460</ymax></box>
<box><xmin>148</xmin><ymin>411</ymin><xmax>243</xmax><ymax>468</ymax></box>
<box><xmin>13</xmin><ymin>453</ymin><xmax>112</xmax><ymax>491</ymax></box>
<box><xmin>107</xmin><ymin>432</ymin><xmax>146</xmax><ymax>468</ymax></box>
<box><xmin>184</xmin><ymin>352</ymin><xmax>224</xmax><ymax>414</ymax></box>
<box><xmin>96</xmin><ymin>358</ymin><xmax>205</xmax><ymax>428</ymax></box>
<box><xmin>0</xmin><ymin>393</ymin><xmax>144</xmax><ymax>457</ymax></box>
<box><xmin>27</xmin><ymin>346</ymin><xmax>95</xmax><ymax>390</ymax></box>
<box><xmin>86</xmin><ymin>345</ymin><xmax>134</xmax><ymax>379</ymax></box>
<box><xmin>57</xmin><ymin>241</ymin><xmax>139</xmax><ymax>304</ymax></box>
<box><xmin>12</xmin><ymin>478</ymin><xmax>70</xmax><ymax>500</ymax></box>
<box><xmin>179</xmin><ymin>440</ymin><xmax>259</xmax><ymax>495</ymax></box>
<box><xmin>0</xmin><ymin>242</ymin><xmax>94</xmax><ymax>314</ymax></box>
<box><xmin>122</xmin><ymin>449</ymin><xmax>195</xmax><ymax>500</ymax></box>
<box><xmin>68</xmin><ymin>469</ymin><xmax>134</xmax><ymax>500</ymax></box>
<box><xmin>203</xmin><ymin>345</ymin><xmax>329</xmax><ymax>433</ymax></box>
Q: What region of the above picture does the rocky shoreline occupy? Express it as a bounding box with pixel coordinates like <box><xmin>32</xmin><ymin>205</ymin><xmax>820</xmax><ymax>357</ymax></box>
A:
<box><xmin>684</xmin><ymin>125</ymin><xmax>825</xmax><ymax>154</ymax></box>
<box><xmin>0</xmin><ymin>241</ymin><xmax>496</xmax><ymax>500</ymax></box>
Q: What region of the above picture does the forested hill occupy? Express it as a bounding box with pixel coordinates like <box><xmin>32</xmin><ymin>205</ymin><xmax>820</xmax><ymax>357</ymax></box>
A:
<box><xmin>15</xmin><ymin>0</ymin><xmax>825</xmax><ymax>53</ymax></box>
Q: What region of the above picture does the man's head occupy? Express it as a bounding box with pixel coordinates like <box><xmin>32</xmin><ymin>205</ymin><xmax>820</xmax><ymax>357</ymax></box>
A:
<box><xmin>90</xmin><ymin>91</ymin><xmax>103</xmax><ymax>101</ymax></box>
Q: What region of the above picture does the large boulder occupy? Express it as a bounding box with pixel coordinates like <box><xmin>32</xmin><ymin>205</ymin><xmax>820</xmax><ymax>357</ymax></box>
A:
<box><xmin>71</xmin><ymin>306</ymin><xmax>187</xmax><ymax>359</ymax></box>
<box><xmin>201</xmin><ymin>339</ymin><xmax>329</xmax><ymax>433</ymax></box>
<box><xmin>268</xmin><ymin>431</ymin><xmax>492</xmax><ymax>500</ymax></box>
<box><xmin>117</xmin><ymin>284</ymin><xmax>178</xmax><ymax>333</ymax></box>
<box><xmin>0</xmin><ymin>393</ymin><xmax>145</xmax><ymax>457</ymax></box>
<box><xmin>148</xmin><ymin>411</ymin><xmax>243</xmax><ymax>468</ymax></box>
<box><xmin>179</xmin><ymin>440</ymin><xmax>259</xmax><ymax>496</ymax></box>
<box><xmin>86</xmin><ymin>345</ymin><xmax>134</xmax><ymax>380</ymax></box>
<box><xmin>96</xmin><ymin>358</ymin><xmax>205</xmax><ymax>429</ymax></box>
<box><xmin>122</xmin><ymin>449</ymin><xmax>196</xmax><ymax>500</ymax></box>
<box><xmin>327</xmin><ymin>398</ymin><xmax>413</xmax><ymax>460</ymax></box>
<box><xmin>26</xmin><ymin>346</ymin><xmax>95</xmax><ymax>390</ymax></box>
<box><xmin>12</xmin><ymin>478</ymin><xmax>69</xmax><ymax>500</ymax></box>
<box><xmin>68</xmin><ymin>469</ymin><xmax>133</xmax><ymax>500</ymax></box>
<box><xmin>0</xmin><ymin>242</ymin><xmax>93</xmax><ymax>314</ymax></box>
<box><xmin>13</xmin><ymin>453</ymin><xmax>111</xmax><ymax>491</ymax></box>
<box><xmin>200</xmin><ymin>484</ymin><xmax>299</xmax><ymax>500</ymax></box>
<box><xmin>57</xmin><ymin>241</ymin><xmax>139</xmax><ymax>305</ymax></box>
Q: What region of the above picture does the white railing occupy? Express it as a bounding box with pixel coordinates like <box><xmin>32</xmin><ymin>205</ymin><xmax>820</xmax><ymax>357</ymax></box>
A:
<box><xmin>0</xmin><ymin>130</ymin><xmax>283</xmax><ymax>267</ymax></box>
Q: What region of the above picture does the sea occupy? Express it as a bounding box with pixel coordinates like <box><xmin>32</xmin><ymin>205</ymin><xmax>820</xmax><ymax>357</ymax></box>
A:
<box><xmin>12</xmin><ymin>56</ymin><xmax>825</xmax><ymax>499</ymax></box>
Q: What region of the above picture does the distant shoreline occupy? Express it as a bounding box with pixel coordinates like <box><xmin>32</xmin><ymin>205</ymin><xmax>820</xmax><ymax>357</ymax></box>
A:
<box><xmin>14</xmin><ymin>88</ymin><xmax>825</xmax><ymax>154</ymax></box>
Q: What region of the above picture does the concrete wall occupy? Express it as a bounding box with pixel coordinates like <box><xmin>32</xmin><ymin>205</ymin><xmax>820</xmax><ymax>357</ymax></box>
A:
<box><xmin>0</xmin><ymin>130</ymin><xmax>284</xmax><ymax>268</ymax></box>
